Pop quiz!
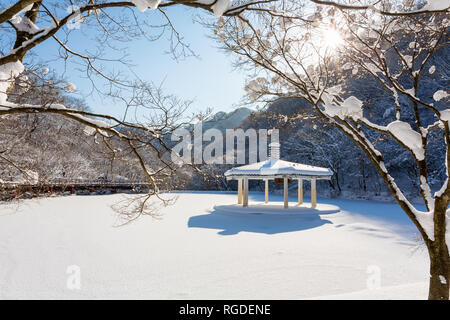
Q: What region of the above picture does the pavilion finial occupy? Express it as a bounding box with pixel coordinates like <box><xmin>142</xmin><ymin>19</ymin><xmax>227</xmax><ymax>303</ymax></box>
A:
<box><xmin>269</xmin><ymin>142</ymin><xmax>280</xmax><ymax>160</ymax></box>
<box><xmin>268</xmin><ymin>128</ymin><xmax>280</xmax><ymax>160</ymax></box>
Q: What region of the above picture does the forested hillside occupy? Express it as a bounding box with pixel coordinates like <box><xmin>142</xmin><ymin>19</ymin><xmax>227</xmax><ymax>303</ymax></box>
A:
<box><xmin>1</xmin><ymin>44</ymin><xmax>448</xmax><ymax>203</ymax></box>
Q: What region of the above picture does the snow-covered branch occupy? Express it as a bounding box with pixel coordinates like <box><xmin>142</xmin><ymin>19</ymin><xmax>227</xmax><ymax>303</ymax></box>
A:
<box><xmin>309</xmin><ymin>0</ymin><xmax>450</xmax><ymax>16</ymax></box>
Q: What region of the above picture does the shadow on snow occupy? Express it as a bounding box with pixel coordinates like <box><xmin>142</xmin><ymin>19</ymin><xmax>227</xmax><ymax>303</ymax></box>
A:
<box><xmin>188</xmin><ymin>208</ymin><xmax>335</xmax><ymax>235</ymax></box>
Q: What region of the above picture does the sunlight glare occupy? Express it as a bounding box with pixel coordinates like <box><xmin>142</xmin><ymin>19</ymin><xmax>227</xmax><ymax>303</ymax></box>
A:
<box><xmin>322</xmin><ymin>28</ymin><xmax>343</xmax><ymax>49</ymax></box>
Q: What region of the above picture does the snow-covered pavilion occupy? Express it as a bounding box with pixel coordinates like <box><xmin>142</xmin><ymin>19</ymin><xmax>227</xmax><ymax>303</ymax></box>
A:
<box><xmin>224</xmin><ymin>142</ymin><xmax>333</xmax><ymax>209</ymax></box>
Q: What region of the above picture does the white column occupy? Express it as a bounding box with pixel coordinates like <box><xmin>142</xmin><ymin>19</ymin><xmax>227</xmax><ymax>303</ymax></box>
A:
<box><xmin>238</xmin><ymin>179</ymin><xmax>243</xmax><ymax>204</ymax></box>
<box><xmin>283</xmin><ymin>177</ymin><xmax>288</xmax><ymax>209</ymax></box>
<box><xmin>243</xmin><ymin>178</ymin><xmax>249</xmax><ymax>207</ymax></box>
<box><xmin>311</xmin><ymin>179</ymin><xmax>317</xmax><ymax>208</ymax></box>
<box><xmin>264</xmin><ymin>179</ymin><xmax>269</xmax><ymax>204</ymax></box>
<box><xmin>298</xmin><ymin>178</ymin><xmax>303</xmax><ymax>205</ymax></box>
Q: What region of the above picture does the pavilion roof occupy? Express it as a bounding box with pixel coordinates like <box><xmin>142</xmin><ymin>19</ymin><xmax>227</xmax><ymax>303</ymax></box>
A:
<box><xmin>224</xmin><ymin>159</ymin><xmax>333</xmax><ymax>178</ymax></box>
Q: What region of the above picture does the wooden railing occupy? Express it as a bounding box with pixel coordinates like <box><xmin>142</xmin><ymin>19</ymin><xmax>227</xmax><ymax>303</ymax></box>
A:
<box><xmin>0</xmin><ymin>179</ymin><xmax>151</xmax><ymax>189</ymax></box>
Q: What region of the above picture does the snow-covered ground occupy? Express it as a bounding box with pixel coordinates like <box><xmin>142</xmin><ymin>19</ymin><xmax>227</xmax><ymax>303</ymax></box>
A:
<box><xmin>0</xmin><ymin>191</ymin><xmax>430</xmax><ymax>299</ymax></box>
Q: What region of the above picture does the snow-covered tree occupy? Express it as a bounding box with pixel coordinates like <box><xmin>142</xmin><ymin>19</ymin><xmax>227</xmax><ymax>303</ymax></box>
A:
<box><xmin>213</xmin><ymin>0</ymin><xmax>450</xmax><ymax>299</ymax></box>
<box><xmin>0</xmin><ymin>0</ymin><xmax>272</xmax><ymax>219</ymax></box>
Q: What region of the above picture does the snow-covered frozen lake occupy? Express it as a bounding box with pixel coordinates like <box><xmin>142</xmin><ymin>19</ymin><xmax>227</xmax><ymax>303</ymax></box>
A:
<box><xmin>0</xmin><ymin>191</ymin><xmax>430</xmax><ymax>299</ymax></box>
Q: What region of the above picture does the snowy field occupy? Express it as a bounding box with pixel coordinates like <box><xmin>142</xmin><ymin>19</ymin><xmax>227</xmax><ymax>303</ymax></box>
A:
<box><xmin>0</xmin><ymin>191</ymin><xmax>430</xmax><ymax>299</ymax></box>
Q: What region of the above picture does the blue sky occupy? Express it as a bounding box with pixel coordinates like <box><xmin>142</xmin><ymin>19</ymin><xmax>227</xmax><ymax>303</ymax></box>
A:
<box><xmin>33</xmin><ymin>5</ymin><xmax>248</xmax><ymax>117</ymax></box>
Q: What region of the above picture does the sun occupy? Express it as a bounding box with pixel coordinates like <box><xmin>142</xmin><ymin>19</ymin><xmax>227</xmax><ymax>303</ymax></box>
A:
<box><xmin>322</xmin><ymin>28</ymin><xmax>344</xmax><ymax>49</ymax></box>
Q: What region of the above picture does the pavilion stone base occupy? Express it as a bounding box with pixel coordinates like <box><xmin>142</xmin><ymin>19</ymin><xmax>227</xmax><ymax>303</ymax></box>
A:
<box><xmin>214</xmin><ymin>202</ymin><xmax>340</xmax><ymax>215</ymax></box>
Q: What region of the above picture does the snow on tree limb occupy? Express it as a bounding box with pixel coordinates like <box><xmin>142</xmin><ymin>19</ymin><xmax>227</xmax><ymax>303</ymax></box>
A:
<box><xmin>0</xmin><ymin>100</ymin><xmax>166</xmax><ymax>140</ymax></box>
<box><xmin>211</xmin><ymin>0</ymin><xmax>233</xmax><ymax>17</ymax></box>
<box><xmin>0</xmin><ymin>60</ymin><xmax>24</xmax><ymax>103</ymax></box>
<box><xmin>130</xmin><ymin>0</ymin><xmax>162</xmax><ymax>11</ymax></box>
<box><xmin>422</xmin><ymin>0</ymin><xmax>450</xmax><ymax>10</ymax></box>
<box><xmin>9</xmin><ymin>15</ymin><xmax>40</xmax><ymax>33</ymax></box>
<box><xmin>434</xmin><ymin>90</ymin><xmax>449</xmax><ymax>102</ymax></box>
<box><xmin>386</xmin><ymin>121</ymin><xmax>425</xmax><ymax>161</ymax></box>
<box><xmin>0</xmin><ymin>0</ymin><xmax>41</xmax><ymax>24</ymax></box>
<box><xmin>440</xmin><ymin>109</ymin><xmax>450</xmax><ymax>122</ymax></box>
<box><xmin>309</xmin><ymin>0</ymin><xmax>450</xmax><ymax>16</ymax></box>
<box><xmin>321</xmin><ymin>94</ymin><xmax>363</xmax><ymax>121</ymax></box>
<box><xmin>127</xmin><ymin>0</ymin><xmax>277</xmax><ymax>17</ymax></box>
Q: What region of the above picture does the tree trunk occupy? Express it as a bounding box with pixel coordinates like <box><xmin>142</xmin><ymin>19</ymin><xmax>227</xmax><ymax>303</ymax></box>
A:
<box><xmin>428</xmin><ymin>200</ymin><xmax>450</xmax><ymax>300</ymax></box>
<box><xmin>428</xmin><ymin>245</ymin><xmax>450</xmax><ymax>300</ymax></box>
